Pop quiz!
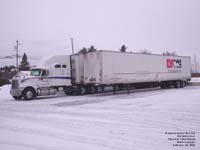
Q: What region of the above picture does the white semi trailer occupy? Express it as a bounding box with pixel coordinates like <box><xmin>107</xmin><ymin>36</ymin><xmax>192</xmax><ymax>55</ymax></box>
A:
<box><xmin>67</xmin><ymin>50</ymin><xmax>191</xmax><ymax>94</ymax></box>
<box><xmin>10</xmin><ymin>51</ymin><xmax>191</xmax><ymax>100</ymax></box>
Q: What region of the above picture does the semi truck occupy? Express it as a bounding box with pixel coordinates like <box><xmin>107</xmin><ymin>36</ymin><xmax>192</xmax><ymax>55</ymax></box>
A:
<box><xmin>10</xmin><ymin>50</ymin><xmax>191</xmax><ymax>100</ymax></box>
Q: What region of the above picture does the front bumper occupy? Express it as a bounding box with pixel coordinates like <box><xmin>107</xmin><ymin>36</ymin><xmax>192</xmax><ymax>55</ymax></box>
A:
<box><xmin>10</xmin><ymin>88</ymin><xmax>23</xmax><ymax>97</ymax></box>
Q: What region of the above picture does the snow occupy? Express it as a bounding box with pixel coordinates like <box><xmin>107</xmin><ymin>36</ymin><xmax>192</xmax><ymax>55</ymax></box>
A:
<box><xmin>190</xmin><ymin>77</ymin><xmax>200</xmax><ymax>82</ymax></box>
<box><xmin>0</xmin><ymin>85</ymin><xmax>200</xmax><ymax>150</ymax></box>
<box><xmin>189</xmin><ymin>78</ymin><xmax>200</xmax><ymax>86</ymax></box>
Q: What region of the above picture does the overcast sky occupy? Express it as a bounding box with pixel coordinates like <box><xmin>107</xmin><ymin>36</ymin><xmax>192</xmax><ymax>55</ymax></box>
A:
<box><xmin>0</xmin><ymin>0</ymin><xmax>200</xmax><ymax>65</ymax></box>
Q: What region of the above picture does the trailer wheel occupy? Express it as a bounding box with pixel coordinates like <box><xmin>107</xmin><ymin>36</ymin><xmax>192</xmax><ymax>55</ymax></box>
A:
<box><xmin>175</xmin><ymin>80</ymin><xmax>181</xmax><ymax>88</ymax></box>
<box><xmin>165</xmin><ymin>82</ymin><xmax>171</xmax><ymax>88</ymax></box>
<box><xmin>100</xmin><ymin>86</ymin><xmax>105</xmax><ymax>92</ymax></box>
<box><xmin>13</xmin><ymin>96</ymin><xmax>22</xmax><ymax>100</ymax></box>
<box><xmin>180</xmin><ymin>81</ymin><xmax>186</xmax><ymax>88</ymax></box>
<box><xmin>87</xmin><ymin>86</ymin><xmax>97</xmax><ymax>94</ymax></box>
<box><xmin>64</xmin><ymin>87</ymin><xmax>73</xmax><ymax>95</ymax></box>
<box><xmin>76</xmin><ymin>86</ymin><xmax>86</xmax><ymax>95</ymax></box>
<box><xmin>160</xmin><ymin>82</ymin><xmax>166</xmax><ymax>89</ymax></box>
<box><xmin>23</xmin><ymin>88</ymin><xmax>36</xmax><ymax>100</ymax></box>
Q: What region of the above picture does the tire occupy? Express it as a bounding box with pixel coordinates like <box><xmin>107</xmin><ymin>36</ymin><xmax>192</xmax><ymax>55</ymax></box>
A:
<box><xmin>23</xmin><ymin>88</ymin><xmax>36</xmax><ymax>100</ymax></box>
<box><xmin>160</xmin><ymin>82</ymin><xmax>166</xmax><ymax>89</ymax></box>
<box><xmin>175</xmin><ymin>80</ymin><xmax>181</xmax><ymax>88</ymax></box>
<box><xmin>180</xmin><ymin>81</ymin><xmax>186</xmax><ymax>88</ymax></box>
<box><xmin>100</xmin><ymin>86</ymin><xmax>105</xmax><ymax>92</ymax></box>
<box><xmin>76</xmin><ymin>86</ymin><xmax>86</xmax><ymax>95</ymax></box>
<box><xmin>13</xmin><ymin>96</ymin><xmax>22</xmax><ymax>100</ymax></box>
<box><xmin>165</xmin><ymin>82</ymin><xmax>171</xmax><ymax>89</ymax></box>
<box><xmin>87</xmin><ymin>86</ymin><xmax>97</xmax><ymax>94</ymax></box>
<box><xmin>64</xmin><ymin>87</ymin><xmax>73</xmax><ymax>95</ymax></box>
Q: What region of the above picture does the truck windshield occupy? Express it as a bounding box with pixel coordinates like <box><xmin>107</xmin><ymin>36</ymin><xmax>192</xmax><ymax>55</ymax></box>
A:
<box><xmin>30</xmin><ymin>69</ymin><xmax>41</xmax><ymax>76</ymax></box>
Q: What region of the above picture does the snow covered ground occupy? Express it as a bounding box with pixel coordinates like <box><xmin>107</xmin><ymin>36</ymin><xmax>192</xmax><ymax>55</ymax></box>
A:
<box><xmin>190</xmin><ymin>77</ymin><xmax>200</xmax><ymax>82</ymax></box>
<box><xmin>0</xmin><ymin>85</ymin><xmax>199</xmax><ymax>150</ymax></box>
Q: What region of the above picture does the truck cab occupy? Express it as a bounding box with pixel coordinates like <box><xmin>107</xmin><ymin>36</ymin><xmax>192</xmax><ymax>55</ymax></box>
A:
<box><xmin>10</xmin><ymin>55</ymin><xmax>72</xmax><ymax>100</ymax></box>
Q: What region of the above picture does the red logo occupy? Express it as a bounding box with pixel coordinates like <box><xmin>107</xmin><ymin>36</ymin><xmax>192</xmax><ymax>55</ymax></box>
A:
<box><xmin>167</xmin><ymin>59</ymin><xmax>181</xmax><ymax>68</ymax></box>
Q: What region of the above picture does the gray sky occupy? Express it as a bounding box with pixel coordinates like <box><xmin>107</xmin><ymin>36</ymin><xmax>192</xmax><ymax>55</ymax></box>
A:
<box><xmin>0</xmin><ymin>0</ymin><xmax>200</xmax><ymax>65</ymax></box>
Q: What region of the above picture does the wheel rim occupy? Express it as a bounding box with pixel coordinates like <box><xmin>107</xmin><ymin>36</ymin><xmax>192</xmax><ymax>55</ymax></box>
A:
<box><xmin>26</xmin><ymin>91</ymin><xmax>33</xmax><ymax>99</ymax></box>
<box><xmin>80</xmin><ymin>87</ymin><xmax>86</xmax><ymax>95</ymax></box>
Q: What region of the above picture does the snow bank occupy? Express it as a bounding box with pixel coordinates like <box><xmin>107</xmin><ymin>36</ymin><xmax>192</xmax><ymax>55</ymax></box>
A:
<box><xmin>0</xmin><ymin>84</ymin><xmax>11</xmax><ymax>101</ymax></box>
<box><xmin>191</xmin><ymin>77</ymin><xmax>200</xmax><ymax>82</ymax></box>
<box><xmin>189</xmin><ymin>78</ymin><xmax>200</xmax><ymax>86</ymax></box>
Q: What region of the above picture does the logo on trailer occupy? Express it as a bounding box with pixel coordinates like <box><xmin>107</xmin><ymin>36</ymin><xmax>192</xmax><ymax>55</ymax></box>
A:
<box><xmin>167</xmin><ymin>59</ymin><xmax>182</xmax><ymax>68</ymax></box>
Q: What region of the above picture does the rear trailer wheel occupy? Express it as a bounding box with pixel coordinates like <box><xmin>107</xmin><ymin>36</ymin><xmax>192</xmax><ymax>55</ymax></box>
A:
<box><xmin>165</xmin><ymin>82</ymin><xmax>171</xmax><ymax>88</ymax></box>
<box><xmin>13</xmin><ymin>96</ymin><xmax>22</xmax><ymax>100</ymax></box>
<box><xmin>160</xmin><ymin>82</ymin><xmax>166</xmax><ymax>89</ymax></box>
<box><xmin>23</xmin><ymin>88</ymin><xmax>36</xmax><ymax>100</ymax></box>
<box><xmin>175</xmin><ymin>80</ymin><xmax>181</xmax><ymax>88</ymax></box>
<box><xmin>181</xmin><ymin>81</ymin><xmax>186</xmax><ymax>88</ymax></box>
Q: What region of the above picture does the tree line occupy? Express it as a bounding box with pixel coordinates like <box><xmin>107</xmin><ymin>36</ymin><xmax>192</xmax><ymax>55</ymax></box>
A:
<box><xmin>0</xmin><ymin>53</ymin><xmax>30</xmax><ymax>86</ymax></box>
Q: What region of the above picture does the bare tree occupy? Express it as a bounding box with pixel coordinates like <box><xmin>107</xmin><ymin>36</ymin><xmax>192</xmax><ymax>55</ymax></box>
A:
<box><xmin>163</xmin><ymin>51</ymin><xmax>177</xmax><ymax>56</ymax></box>
<box><xmin>192</xmin><ymin>54</ymin><xmax>199</xmax><ymax>73</ymax></box>
<box><xmin>88</xmin><ymin>45</ymin><xmax>97</xmax><ymax>52</ymax></box>
<box><xmin>139</xmin><ymin>49</ymin><xmax>151</xmax><ymax>54</ymax></box>
<box><xmin>120</xmin><ymin>45</ymin><xmax>127</xmax><ymax>52</ymax></box>
<box><xmin>78</xmin><ymin>45</ymin><xmax>97</xmax><ymax>54</ymax></box>
<box><xmin>78</xmin><ymin>47</ymin><xmax>88</xmax><ymax>54</ymax></box>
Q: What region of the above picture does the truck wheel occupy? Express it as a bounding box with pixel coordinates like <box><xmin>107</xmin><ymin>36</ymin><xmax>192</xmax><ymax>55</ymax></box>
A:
<box><xmin>76</xmin><ymin>86</ymin><xmax>86</xmax><ymax>95</ymax></box>
<box><xmin>175</xmin><ymin>80</ymin><xmax>181</xmax><ymax>88</ymax></box>
<box><xmin>13</xmin><ymin>96</ymin><xmax>22</xmax><ymax>100</ymax></box>
<box><xmin>165</xmin><ymin>82</ymin><xmax>171</xmax><ymax>88</ymax></box>
<box><xmin>64</xmin><ymin>87</ymin><xmax>73</xmax><ymax>95</ymax></box>
<box><xmin>180</xmin><ymin>81</ymin><xmax>186</xmax><ymax>88</ymax></box>
<box><xmin>160</xmin><ymin>82</ymin><xmax>166</xmax><ymax>89</ymax></box>
<box><xmin>87</xmin><ymin>86</ymin><xmax>97</xmax><ymax>94</ymax></box>
<box><xmin>23</xmin><ymin>88</ymin><xmax>36</xmax><ymax>100</ymax></box>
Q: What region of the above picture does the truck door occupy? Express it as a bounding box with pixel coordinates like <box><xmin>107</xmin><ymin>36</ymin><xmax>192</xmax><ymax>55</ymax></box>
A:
<box><xmin>40</xmin><ymin>70</ymin><xmax>50</xmax><ymax>87</ymax></box>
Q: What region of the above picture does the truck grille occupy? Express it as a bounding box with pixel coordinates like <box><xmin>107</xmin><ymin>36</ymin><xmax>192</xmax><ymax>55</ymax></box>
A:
<box><xmin>12</xmin><ymin>80</ymin><xmax>19</xmax><ymax>89</ymax></box>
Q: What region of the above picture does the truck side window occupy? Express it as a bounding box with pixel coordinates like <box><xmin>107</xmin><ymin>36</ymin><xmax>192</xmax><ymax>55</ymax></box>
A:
<box><xmin>41</xmin><ymin>70</ymin><xmax>46</xmax><ymax>76</ymax></box>
<box><xmin>62</xmin><ymin>64</ymin><xmax>67</xmax><ymax>68</ymax></box>
<box><xmin>55</xmin><ymin>64</ymin><xmax>61</xmax><ymax>68</ymax></box>
<box><xmin>42</xmin><ymin>70</ymin><xmax>49</xmax><ymax>76</ymax></box>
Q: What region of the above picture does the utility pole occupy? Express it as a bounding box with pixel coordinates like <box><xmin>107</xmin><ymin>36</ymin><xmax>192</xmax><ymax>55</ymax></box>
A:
<box><xmin>70</xmin><ymin>37</ymin><xmax>74</xmax><ymax>54</ymax></box>
<box><xmin>16</xmin><ymin>40</ymin><xmax>19</xmax><ymax>70</ymax></box>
